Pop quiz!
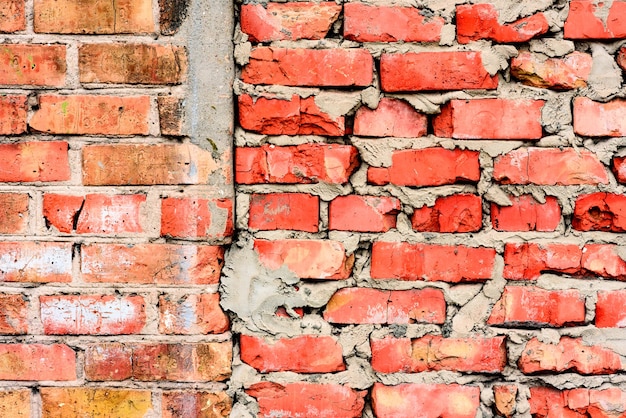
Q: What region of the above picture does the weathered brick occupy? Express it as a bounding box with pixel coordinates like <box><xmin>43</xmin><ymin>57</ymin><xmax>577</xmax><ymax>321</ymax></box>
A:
<box><xmin>353</xmin><ymin>98</ymin><xmax>428</xmax><ymax>138</ymax></box>
<box><xmin>30</xmin><ymin>95</ymin><xmax>150</xmax><ymax>135</ymax></box>
<box><xmin>0</xmin><ymin>294</ymin><xmax>27</xmax><ymax>334</ymax></box>
<box><xmin>0</xmin><ymin>95</ymin><xmax>26</xmax><ymax>135</ymax></box>
<box><xmin>493</xmin><ymin>148</ymin><xmax>608</xmax><ymax>185</ymax></box>
<box><xmin>596</xmin><ymin>290</ymin><xmax>626</xmax><ymax>328</ymax></box>
<box><xmin>433</xmin><ymin>99</ymin><xmax>544</xmax><ymax>140</ymax></box>
<box><xmin>573</xmin><ymin>192</ymin><xmax>626</xmax><ymax>232</ymax></box>
<box><xmin>158</xmin><ymin>0</ymin><xmax>188</xmax><ymax>35</ymax></box>
<box><xmin>159</xmin><ymin>293</ymin><xmax>229</xmax><ymax>335</ymax></box>
<box><xmin>238</xmin><ymin>94</ymin><xmax>345</xmax><ymax>136</ymax></box>
<box><xmin>254</xmin><ymin>239</ymin><xmax>353</xmax><ymax>279</ymax></box>
<box><xmin>0</xmin><ymin>44</ymin><xmax>65</xmax><ymax>86</ymax></box>
<box><xmin>240</xmin><ymin>335</ymin><xmax>345</xmax><ymax>373</ymax></box>
<box><xmin>612</xmin><ymin>156</ymin><xmax>626</xmax><ymax>183</ymax></box>
<box><xmin>84</xmin><ymin>343</ymin><xmax>132</xmax><ymax>381</ymax></box>
<box><xmin>511</xmin><ymin>51</ymin><xmax>593</xmax><ymax>90</ymax></box>
<box><xmin>372</xmin><ymin>383</ymin><xmax>480</xmax><ymax>418</ymax></box>
<box><xmin>488</xmin><ymin>286</ymin><xmax>585</xmax><ymax>327</ymax></box>
<box><xmin>0</xmin><ymin>0</ymin><xmax>25</xmax><ymax>32</ymax></box>
<box><xmin>158</xmin><ymin>96</ymin><xmax>185</xmax><ymax>136</ymax></box>
<box><xmin>79</xmin><ymin>44</ymin><xmax>187</xmax><ymax>84</ymax></box>
<box><xmin>564</xmin><ymin>0</ymin><xmax>626</xmax><ymax>39</ymax></box>
<box><xmin>503</xmin><ymin>242</ymin><xmax>582</xmax><ymax>280</ymax></box>
<box><xmin>34</xmin><ymin>0</ymin><xmax>154</xmax><ymax>34</ymax></box>
<box><xmin>412</xmin><ymin>194</ymin><xmax>483</xmax><ymax>233</ymax></box>
<box><xmin>0</xmin><ymin>141</ymin><xmax>69</xmax><ymax>183</ymax></box>
<box><xmin>494</xmin><ymin>386</ymin><xmax>517</xmax><ymax>418</ymax></box>
<box><xmin>380</xmin><ymin>52</ymin><xmax>498</xmax><ymax>92</ymax></box>
<box><xmin>519</xmin><ymin>337</ymin><xmax>622</xmax><ymax>374</ymax></box>
<box><xmin>367</xmin><ymin>148</ymin><xmax>480</xmax><ymax>187</ymax></box>
<box><xmin>162</xmin><ymin>391</ymin><xmax>232</xmax><ymax>418</ymax></box>
<box><xmin>83</xmin><ymin>143</ymin><xmax>218</xmax><ymax>185</ymax></box>
<box><xmin>530</xmin><ymin>387</ymin><xmax>626</xmax><ymax>417</ymax></box>
<box><xmin>371</xmin><ymin>336</ymin><xmax>506</xmax><ymax>373</ymax></box>
<box><xmin>574</xmin><ymin>97</ymin><xmax>626</xmax><ymax>136</ymax></box>
<box><xmin>236</xmin><ymin>144</ymin><xmax>358</xmax><ymax>184</ymax></box>
<box><xmin>41</xmin><ymin>388</ymin><xmax>152</xmax><ymax>418</ymax></box>
<box><xmin>324</xmin><ymin>287</ymin><xmax>446</xmax><ymax>325</ymax></box>
<box><xmin>456</xmin><ymin>4</ymin><xmax>549</xmax><ymax>43</ymax></box>
<box><xmin>0</xmin><ymin>193</ymin><xmax>28</xmax><ymax>234</ymax></box>
<box><xmin>0</xmin><ymin>241</ymin><xmax>72</xmax><ymax>283</ymax></box>
<box><xmin>243</xmin><ymin>47</ymin><xmax>372</xmax><ymax>87</ymax></box>
<box><xmin>371</xmin><ymin>242</ymin><xmax>495</xmax><ymax>282</ymax></box>
<box><xmin>616</xmin><ymin>46</ymin><xmax>626</xmax><ymax>73</ymax></box>
<box><xmin>247</xmin><ymin>382</ymin><xmax>366</xmax><ymax>418</ymax></box>
<box><xmin>0</xmin><ymin>390</ymin><xmax>30</xmax><ymax>417</ymax></box>
<box><xmin>161</xmin><ymin>197</ymin><xmax>233</xmax><ymax>239</ymax></box>
<box><xmin>344</xmin><ymin>3</ymin><xmax>444</xmax><ymax>42</ymax></box>
<box><xmin>329</xmin><ymin>195</ymin><xmax>400</xmax><ymax>232</ymax></box>
<box><xmin>0</xmin><ymin>344</ymin><xmax>75</xmax><ymax>380</ymax></box>
<box><xmin>581</xmin><ymin>244</ymin><xmax>626</xmax><ymax>280</ymax></box>
<box><xmin>241</xmin><ymin>2</ymin><xmax>341</xmax><ymax>42</ymax></box>
<box><xmin>81</xmin><ymin>244</ymin><xmax>224</xmax><ymax>285</ymax></box>
<box><xmin>248</xmin><ymin>193</ymin><xmax>319</xmax><ymax>232</ymax></box>
<box><xmin>491</xmin><ymin>195</ymin><xmax>561</xmax><ymax>232</ymax></box>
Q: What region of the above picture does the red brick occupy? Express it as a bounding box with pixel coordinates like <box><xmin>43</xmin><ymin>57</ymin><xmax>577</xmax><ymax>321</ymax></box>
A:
<box><xmin>81</xmin><ymin>244</ymin><xmax>224</xmax><ymax>285</ymax></box>
<box><xmin>380</xmin><ymin>52</ymin><xmax>498</xmax><ymax>92</ymax></box>
<box><xmin>612</xmin><ymin>156</ymin><xmax>626</xmax><ymax>183</ymax></box>
<box><xmin>616</xmin><ymin>46</ymin><xmax>626</xmax><ymax>73</ymax></box>
<box><xmin>433</xmin><ymin>99</ymin><xmax>544</xmax><ymax>140</ymax></box>
<box><xmin>84</xmin><ymin>343</ymin><xmax>132</xmax><ymax>380</ymax></box>
<box><xmin>412</xmin><ymin>194</ymin><xmax>483</xmax><ymax>233</ymax></box>
<box><xmin>240</xmin><ymin>335</ymin><xmax>345</xmax><ymax>373</ymax></box>
<box><xmin>329</xmin><ymin>195</ymin><xmax>400</xmax><ymax>232</ymax></box>
<box><xmin>574</xmin><ymin>97</ymin><xmax>626</xmax><ymax>137</ymax></box>
<box><xmin>41</xmin><ymin>388</ymin><xmax>152</xmax><ymax>417</ymax></box>
<box><xmin>456</xmin><ymin>4</ymin><xmax>549</xmax><ymax>44</ymax></box>
<box><xmin>238</xmin><ymin>94</ymin><xmax>345</xmax><ymax>136</ymax></box>
<box><xmin>162</xmin><ymin>391</ymin><xmax>232</xmax><ymax>418</ymax></box>
<box><xmin>0</xmin><ymin>344</ymin><xmax>75</xmax><ymax>380</ymax></box>
<box><xmin>519</xmin><ymin>337</ymin><xmax>621</xmax><ymax>375</ymax></box>
<box><xmin>79</xmin><ymin>44</ymin><xmax>187</xmax><ymax>84</ymax></box>
<box><xmin>236</xmin><ymin>144</ymin><xmax>358</xmax><ymax>184</ymax></box>
<box><xmin>158</xmin><ymin>96</ymin><xmax>184</xmax><ymax>136</ymax></box>
<box><xmin>371</xmin><ymin>335</ymin><xmax>506</xmax><ymax>373</ymax></box>
<box><xmin>0</xmin><ymin>241</ymin><xmax>72</xmax><ymax>283</ymax></box>
<box><xmin>0</xmin><ymin>390</ymin><xmax>30</xmax><ymax>418</ymax></box>
<box><xmin>83</xmin><ymin>143</ymin><xmax>218</xmax><ymax>185</ymax></box>
<box><xmin>353</xmin><ymin>98</ymin><xmax>427</xmax><ymax>138</ymax></box>
<box><xmin>573</xmin><ymin>192</ymin><xmax>626</xmax><ymax>232</ymax></box>
<box><xmin>511</xmin><ymin>51</ymin><xmax>593</xmax><ymax>90</ymax></box>
<box><xmin>564</xmin><ymin>0</ymin><xmax>626</xmax><ymax>39</ymax></box>
<box><xmin>494</xmin><ymin>386</ymin><xmax>517</xmax><ymax>418</ymax></box>
<box><xmin>159</xmin><ymin>293</ymin><xmax>229</xmax><ymax>335</ymax></box>
<box><xmin>488</xmin><ymin>286</ymin><xmax>585</xmax><ymax>327</ymax></box>
<box><xmin>0</xmin><ymin>95</ymin><xmax>26</xmax><ymax>134</ymax></box>
<box><xmin>0</xmin><ymin>193</ymin><xmax>28</xmax><ymax>234</ymax></box>
<box><xmin>503</xmin><ymin>242</ymin><xmax>582</xmax><ymax>280</ymax></box>
<box><xmin>530</xmin><ymin>387</ymin><xmax>626</xmax><ymax>417</ymax></box>
<box><xmin>491</xmin><ymin>195</ymin><xmax>561</xmax><ymax>232</ymax></box>
<box><xmin>0</xmin><ymin>44</ymin><xmax>65</xmax><ymax>86</ymax></box>
<box><xmin>344</xmin><ymin>3</ymin><xmax>444</xmax><ymax>42</ymax></box>
<box><xmin>596</xmin><ymin>290</ymin><xmax>626</xmax><ymax>328</ymax></box>
<box><xmin>0</xmin><ymin>141</ymin><xmax>69</xmax><ymax>183</ymax></box>
<box><xmin>248</xmin><ymin>193</ymin><xmax>319</xmax><ymax>232</ymax></box>
<box><xmin>40</xmin><ymin>295</ymin><xmax>146</xmax><ymax>335</ymax></box>
<box><xmin>241</xmin><ymin>2</ymin><xmax>341</xmax><ymax>42</ymax></box>
<box><xmin>581</xmin><ymin>244</ymin><xmax>626</xmax><ymax>280</ymax></box>
<box><xmin>34</xmin><ymin>0</ymin><xmax>154</xmax><ymax>34</ymax></box>
<box><xmin>0</xmin><ymin>294</ymin><xmax>27</xmax><ymax>334</ymax></box>
<box><xmin>324</xmin><ymin>287</ymin><xmax>446</xmax><ymax>324</ymax></box>
<box><xmin>247</xmin><ymin>382</ymin><xmax>366</xmax><ymax>418</ymax></box>
<box><xmin>0</xmin><ymin>0</ymin><xmax>25</xmax><ymax>32</ymax></box>
<box><xmin>372</xmin><ymin>383</ymin><xmax>480</xmax><ymax>418</ymax></box>
<box><xmin>161</xmin><ymin>197</ymin><xmax>233</xmax><ymax>239</ymax></box>
<box><xmin>371</xmin><ymin>242</ymin><xmax>495</xmax><ymax>282</ymax></box>
<box><xmin>44</xmin><ymin>194</ymin><xmax>145</xmax><ymax>234</ymax></box>
<box><xmin>254</xmin><ymin>239</ymin><xmax>353</xmax><ymax>279</ymax></box>
<box><xmin>368</xmin><ymin>148</ymin><xmax>480</xmax><ymax>187</ymax></box>
<box><xmin>493</xmin><ymin>148</ymin><xmax>608</xmax><ymax>185</ymax></box>
<box><xmin>31</xmin><ymin>95</ymin><xmax>150</xmax><ymax>135</ymax></box>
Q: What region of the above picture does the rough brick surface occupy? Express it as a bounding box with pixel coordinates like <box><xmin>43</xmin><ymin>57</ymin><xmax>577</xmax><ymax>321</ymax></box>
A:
<box><xmin>530</xmin><ymin>387</ymin><xmax>626</xmax><ymax>417</ymax></box>
<box><xmin>161</xmin><ymin>197</ymin><xmax>233</xmax><ymax>239</ymax></box>
<box><xmin>0</xmin><ymin>193</ymin><xmax>28</xmax><ymax>234</ymax></box>
<box><xmin>0</xmin><ymin>241</ymin><xmax>72</xmax><ymax>283</ymax></box>
<box><xmin>0</xmin><ymin>44</ymin><xmax>66</xmax><ymax>86</ymax></box>
<box><xmin>574</xmin><ymin>97</ymin><xmax>626</xmax><ymax>137</ymax></box>
<box><xmin>573</xmin><ymin>192</ymin><xmax>626</xmax><ymax>232</ymax></box>
<box><xmin>412</xmin><ymin>194</ymin><xmax>483</xmax><ymax>233</ymax></box>
<box><xmin>0</xmin><ymin>294</ymin><xmax>28</xmax><ymax>334</ymax></box>
<box><xmin>0</xmin><ymin>141</ymin><xmax>69</xmax><ymax>183</ymax></box>
<box><xmin>329</xmin><ymin>195</ymin><xmax>400</xmax><ymax>232</ymax></box>
<box><xmin>41</xmin><ymin>388</ymin><xmax>152</xmax><ymax>417</ymax></box>
<box><xmin>248</xmin><ymin>193</ymin><xmax>319</xmax><ymax>232</ymax></box>
<box><xmin>158</xmin><ymin>293</ymin><xmax>229</xmax><ymax>335</ymax></box>
<box><xmin>596</xmin><ymin>290</ymin><xmax>626</xmax><ymax>328</ymax></box>
<box><xmin>0</xmin><ymin>0</ymin><xmax>25</xmax><ymax>32</ymax></box>
<box><xmin>353</xmin><ymin>98</ymin><xmax>428</xmax><ymax>138</ymax></box>
<box><xmin>0</xmin><ymin>95</ymin><xmax>27</xmax><ymax>135</ymax></box>
<box><xmin>511</xmin><ymin>51</ymin><xmax>593</xmax><ymax>90</ymax></box>
<box><xmin>491</xmin><ymin>195</ymin><xmax>561</xmax><ymax>232</ymax></box>
<box><xmin>564</xmin><ymin>0</ymin><xmax>626</xmax><ymax>39</ymax></box>
<box><xmin>0</xmin><ymin>390</ymin><xmax>30</xmax><ymax>417</ymax></box>
<box><xmin>0</xmin><ymin>344</ymin><xmax>76</xmax><ymax>380</ymax></box>
<box><xmin>162</xmin><ymin>391</ymin><xmax>232</xmax><ymax>418</ymax></box>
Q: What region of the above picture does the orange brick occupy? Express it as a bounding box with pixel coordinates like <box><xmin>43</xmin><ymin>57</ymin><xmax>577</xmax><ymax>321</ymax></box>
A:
<box><xmin>158</xmin><ymin>96</ymin><xmax>184</xmax><ymax>136</ymax></box>
<box><xmin>0</xmin><ymin>390</ymin><xmax>30</xmax><ymax>417</ymax></box>
<box><xmin>0</xmin><ymin>344</ymin><xmax>75</xmax><ymax>380</ymax></box>
<box><xmin>0</xmin><ymin>0</ymin><xmax>25</xmax><ymax>32</ymax></box>
<box><xmin>41</xmin><ymin>388</ymin><xmax>152</xmax><ymax>417</ymax></box>
<box><xmin>0</xmin><ymin>241</ymin><xmax>72</xmax><ymax>283</ymax></box>
<box><xmin>412</xmin><ymin>194</ymin><xmax>483</xmax><ymax>233</ymax></box>
<box><xmin>248</xmin><ymin>193</ymin><xmax>319</xmax><ymax>232</ymax></box>
<box><xmin>0</xmin><ymin>95</ymin><xmax>26</xmax><ymax>135</ymax></box>
<box><xmin>494</xmin><ymin>386</ymin><xmax>517</xmax><ymax>418</ymax></box>
<box><xmin>161</xmin><ymin>197</ymin><xmax>233</xmax><ymax>239</ymax></box>
<box><xmin>159</xmin><ymin>293</ymin><xmax>229</xmax><ymax>335</ymax></box>
<box><xmin>353</xmin><ymin>98</ymin><xmax>428</xmax><ymax>138</ymax></box>
<box><xmin>0</xmin><ymin>141</ymin><xmax>69</xmax><ymax>183</ymax></box>
<box><xmin>491</xmin><ymin>195</ymin><xmax>561</xmax><ymax>232</ymax></box>
<box><xmin>573</xmin><ymin>192</ymin><xmax>626</xmax><ymax>232</ymax></box>
<box><xmin>162</xmin><ymin>391</ymin><xmax>232</xmax><ymax>418</ymax></box>
<box><xmin>511</xmin><ymin>51</ymin><xmax>593</xmax><ymax>90</ymax></box>
<box><xmin>30</xmin><ymin>95</ymin><xmax>150</xmax><ymax>135</ymax></box>
<box><xmin>0</xmin><ymin>44</ymin><xmax>65</xmax><ymax>86</ymax></box>
<box><xmin>0</xmin><ymin>294</ymin><xmax>27</xmax><ymax>334</ymax></box>
<box><xmin>0</xmin><ymin>193</ymin><xmax>28</xmax><ymax>234</ymax></box>
<box><xmin>596</xmin><ymin>290</ymin><xmax>626</xmax><ymax>328</ymax></box>
<box><xmin>565</xmin><ymin>0</ymin><xmax>626</xmax><ymax>39</ymax></box>
<box><xmin>329</xmin><ymin>195</ymin><xmax>400</xmax><ymax>232</ymax></box>
<box><xmin>574</xmin><ymin>97</ymin><xmax>626</xmax><ymax>137</ymax></box>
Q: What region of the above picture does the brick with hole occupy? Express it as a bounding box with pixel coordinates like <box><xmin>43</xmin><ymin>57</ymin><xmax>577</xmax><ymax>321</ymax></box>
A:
<box><xmin>0</xmin><ymin>95</ymin><xmax>27</xmax><ymax>135</ymax></box>
<box><xmin>493</xmin><ymin>148</ymin><xmax>608</xmax><ymax>185</ymax></box>
<box><xmin>162</xmin><ymin>391</ymin><xmax>232</xmax><ymax>418</ymax></box>
<box><xmin>353</xmin><ymin>98</ymin><xmax>428</xmax><ymax>138</ymax></box>
<box><xmin>240</xmin><ymin>335</ymin><xmax>345</xmax><ymax>373</ymax></box>
<box><xmin>161</xmin><ymin>197</ymin><xmax>233</xmax><ymax>239</ymax></box>
<box><xmin>564</xmin><ymin>0</ymin><xmax>626</xmax><ymax>39</ymax></box>
<box><xmin>242</xmin><ymin>47</ymin><xmax>373</xmax><ymax>87</ymax></box>
<box><xmin>329</xmin><ymin>195</ymin><xmax>400</xmax><ymax>232</ymax></box>
<box><xmin>511</xmin><ymin>51</ymin><xmax>593</xmax><ymax>90</ymax></box>
<box><xmin>0</xmin><ymin>0</ymin><xmax>25</xmax><ymax>32</ymax></box>
<box><xmin>488</xmin><ymin>286</ymin><xmax>585</xmax><ymax>327</ymax></box>
<box><xmin>0</xmin><ymin>294</ymin><xmax>27</xmax><ymax>335</ymax></box>
<box><xmin>0</xmin><ymin>390</ymin><xmax>30</xmax><ymax>418</ymax></box>
<box><xmin>0</xmin><ymin>344</ymin><xmax>75</xmax><ymax>380</ymax></box>
<box><xmin>574</xmin><ymin>97</ymin><xmax>626</xmax><ymax>136</ymax></box>
<box><xmin>0</xmin><ymin>241</ymin><xmax>72</xmax><ymax>283</ymax></box>
<box><xmin>412</xmin><ymin>194</ymin><xmax>482</xmax><ymax>233</ymax></box>
<box><xmin>596</xmin><ymin>290</ymin><xmax>626</xmax><ymax>328</ymax></box>
<box><xmin>456</xmin><ymin>4</ymin><xmax>549</xmax><ymax>44</ymax></box>
<box><xmin>159</xmin><ymin>293</ymin><xmax>229</xmax><ymax>335</ymax></box>
<box><xmin>241</xmin><ymin>2</ymin><xmax>341</xmax><ymax>42</ymax></box>
<box><xmin>0</xmin><ymin>141</ymin><xmax>69</xmax><ymax>183</ymax></box>
<box><xmin>248</xmin><ymin>193</ymin><xmax>319</xmax><ymax>232</ymax></box>
<box><xmin>371</xmin><ymin>335</ymin><xmax>507</xmax><ymax>373</ymax></box>
<box><xmin>491</xmin><ymin>195</ymin><xmax>561</xmax><ymax>232</ymax></box>
<box><xmin>494</xmin><ymin>386</ymin><xmax>517</xmax><ymax>418</ymax></box>
<box><xmin>573</xmin><ymin>192</ymin><xmax>626</xmax><ymax>232</ymax></box>
<box><xmin>368</xmin><ymin>148</ymin><xmax>480</xmax><ymax>187</ymax></box>
<box><xmin>530</xmin><ymin>387</ymin><xmax>626</xmax><ymax>417</ymax></box>
<box><xmin>433</xmin><ymin>99</ymin><xmax>544</xmax><ymax>140</ymax></box>
<box><xmin>371</xmin><ymin>242</ymin><xmax>495</xmax><ymax>282</ymax></box>
<box><xmin>380</xmin><ymin>51</ymin><xmax>497</xmax><ymax>92</ymax></box>
<box><xmin>0</xmin><ymin>193</ymin><xmax>28</xmax><ymax>234</ymax></box>
<box><xmin>40</xmin><ymin>388</ymin><xmax>152</xmax><ymax>418</ymax></box>
<box><xmin>246</xmin><ymin>382</ymin><xmax>366</xmax><ymax>418</ymax></box>
<box><xmin>344</xmin><ymin>3</ymin><xmax>444</xmax><ymax>42</ymax></box>
<box><xmin>0</xmin><ymin>44</ymin><xmax>66</xmax><ymax>86</ymax></box>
